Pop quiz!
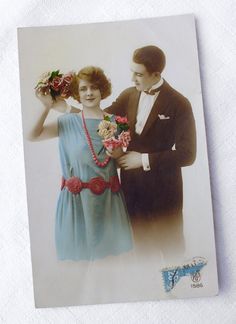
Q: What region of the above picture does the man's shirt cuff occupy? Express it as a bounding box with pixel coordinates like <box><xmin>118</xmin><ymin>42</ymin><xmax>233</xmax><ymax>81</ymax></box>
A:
<box><xmin>142</xmin><ymin>153</ymin><xmax>151</xmax><ymax>171</ymax></box>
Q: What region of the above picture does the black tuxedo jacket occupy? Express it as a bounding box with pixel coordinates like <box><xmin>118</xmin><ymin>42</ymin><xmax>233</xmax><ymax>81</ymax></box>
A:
<box><xmin>106</xmin><ymin>80</ymin><xmax>196</xmax><ymax>218</ymax></box>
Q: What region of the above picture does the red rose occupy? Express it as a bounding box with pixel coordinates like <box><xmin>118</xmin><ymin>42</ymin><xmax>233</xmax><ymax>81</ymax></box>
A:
<box><xmin>65</xmin><ymin>176</ymin><xmax>82</xmax><ymax>194</ymax></box>
<box><xmin>50</xmin><ymin>76</ymin><xmax>63</xmax><ymax>91</ymax></box>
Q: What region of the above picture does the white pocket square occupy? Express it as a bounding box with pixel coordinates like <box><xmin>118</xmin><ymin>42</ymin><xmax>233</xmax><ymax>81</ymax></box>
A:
<box><xmin>158</xmin><ymin>114</ymin><xmax>170</xmax><ymax>120</ymax></box>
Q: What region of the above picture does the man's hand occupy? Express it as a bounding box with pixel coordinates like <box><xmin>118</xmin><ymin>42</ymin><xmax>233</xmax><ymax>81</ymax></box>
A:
<box><xmin>117</xmin><ymin>151</ymin><xmax>142</xmax><ymax>170</ymax></box>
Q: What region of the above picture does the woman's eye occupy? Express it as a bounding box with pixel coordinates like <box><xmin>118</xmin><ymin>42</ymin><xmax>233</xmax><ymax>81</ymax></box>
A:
<box><xmin>79</xmin><ymin>87</ymin><xmax>87</xmax><ymax>91</ymax></box>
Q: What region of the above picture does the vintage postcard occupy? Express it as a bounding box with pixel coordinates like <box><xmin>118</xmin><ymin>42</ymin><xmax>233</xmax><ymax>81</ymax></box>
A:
<box><xmin>17</xmin><ymin>14</ymin><xmax>218</xmax><ymax>307</ymax></box>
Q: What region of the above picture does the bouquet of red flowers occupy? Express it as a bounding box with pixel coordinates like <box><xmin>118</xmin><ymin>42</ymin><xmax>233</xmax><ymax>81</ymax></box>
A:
<box><xmin>35</xmin><ymin>70</ymin><xmax>74</xmax><ymax>100</ymax></box>
<box><xmin>97</xmin><ymin>115</ymin><xmax>131</xmax><ymax>153</ymax></box>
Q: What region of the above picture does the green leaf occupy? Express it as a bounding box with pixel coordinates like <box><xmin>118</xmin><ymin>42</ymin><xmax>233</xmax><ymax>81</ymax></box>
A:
<box><xmin>118</xmin><ymin>123</ymin><xmax>129</xmax><ymax>131</ymax></box>
<box><xmin>97</xmin><ymin>146</ymin><xmax>105</xmax><ymax>155</ymax></box>
<box><xmin>104</xmin><ymin>115</ymin><xmax>111</xmax><ymax>121</ymax></box>
<box><xmin>50</xmin><ymin>70</ymin><xmax>62</xmax><ymax>80</ymax></box>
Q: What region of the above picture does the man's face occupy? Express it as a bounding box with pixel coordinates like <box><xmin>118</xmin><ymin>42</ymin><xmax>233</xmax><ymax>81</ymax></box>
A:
<box><xmin>131</xmin><ymin>62</ymin><xmax>158</xmax><ymax>91</ymax></box>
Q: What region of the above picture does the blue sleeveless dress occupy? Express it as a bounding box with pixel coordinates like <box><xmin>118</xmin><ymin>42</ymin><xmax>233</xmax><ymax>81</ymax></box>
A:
<box><xmin>55</xmin><ymin>113</ymin><xmax>133</xmax><ymax>260</ymax></box>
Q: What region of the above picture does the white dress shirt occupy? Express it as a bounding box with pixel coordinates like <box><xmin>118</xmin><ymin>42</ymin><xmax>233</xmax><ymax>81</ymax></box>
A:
<box><xmin>135</xmin><ymin>78</ymin><xmax>164</xmax><ymax>171</ymax></box>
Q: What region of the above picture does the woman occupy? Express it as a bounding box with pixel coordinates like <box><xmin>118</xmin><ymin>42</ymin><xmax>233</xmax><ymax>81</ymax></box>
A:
<box><xmin>31</xmin><ymin>66</ymin><xmax>133</xmax><ymax>261</ymax></box>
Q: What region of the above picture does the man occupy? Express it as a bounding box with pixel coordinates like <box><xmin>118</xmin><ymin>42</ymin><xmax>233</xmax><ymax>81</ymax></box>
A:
<box><xmin>105</xmin><ymin>45</ymin><xmax>196</xmax><ymax>260</ymax></box>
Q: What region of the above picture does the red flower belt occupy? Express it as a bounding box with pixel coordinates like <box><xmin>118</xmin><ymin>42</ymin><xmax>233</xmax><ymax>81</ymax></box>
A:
<box><xmin>61</xmin><ymin>175</ymin><xmax>120</xmax><ymax>195</ymax></box>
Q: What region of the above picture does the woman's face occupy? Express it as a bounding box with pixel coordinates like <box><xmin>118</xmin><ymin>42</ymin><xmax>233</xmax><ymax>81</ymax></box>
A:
<box><xmin>78</xmin><ymin>79</ymin><xmax>101</xmax><ymax>109</ymax></box>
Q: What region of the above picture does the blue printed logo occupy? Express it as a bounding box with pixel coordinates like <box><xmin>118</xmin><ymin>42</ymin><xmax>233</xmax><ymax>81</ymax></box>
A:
<box><xmin>162</xmin><ymin>257</ymin><xmax>207</xmax><ymax>292</ymax></box>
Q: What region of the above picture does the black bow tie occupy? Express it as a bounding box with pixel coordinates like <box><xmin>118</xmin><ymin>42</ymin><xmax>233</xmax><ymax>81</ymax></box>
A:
<box><xmin>143</xmin><ymin>87</ymin><xmax>161</xmax><ymax>95</ymax></box>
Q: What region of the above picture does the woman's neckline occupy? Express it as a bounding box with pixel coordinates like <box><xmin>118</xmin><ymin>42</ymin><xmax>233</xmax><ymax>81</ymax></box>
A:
<box><xmin>73</xmin><ymin>111</ymin><xmax>112</xmax><ymax>120</ymax></box>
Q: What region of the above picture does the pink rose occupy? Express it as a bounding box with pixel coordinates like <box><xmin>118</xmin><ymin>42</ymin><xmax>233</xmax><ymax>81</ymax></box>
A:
<box><xmin>59</xmin><ymin>75</ymin><xmax>73</xmax><ymax>98</ymax></box>
<box><xmin>103</xmin><ymin>137</ymin><xmax>122</xmax><ymax>150</ymax></box>
<box><xmin>62</xmin><ymin>74</ymin><xmax>73</xmax><ymax>85</ymax></box>
<box><xmin>118</xmin><ymin>131</ymin><xmax>131</xmax><ymax>147</ymax></box>
<box><xmin>115</xmin><ymin>116</ymin><xmax>128</xmax><ymax>124</ymax></box>
<box><xmin>60</xmin><ymin>85</ymin><xmax>71</xmax><ymax>98</ymax></box>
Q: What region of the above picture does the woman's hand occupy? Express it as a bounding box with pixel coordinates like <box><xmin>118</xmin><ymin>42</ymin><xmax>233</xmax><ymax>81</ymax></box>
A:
<box><xmin>35</xmin><ymin>90</ymin><xmax>53</xmax><ymax>110</ymax></box>
<box><xmin>106</xmin><ymin>147</ymin><xmax>124</xmax><ymax>159</ymax></box>
<box><xmin>35</xmin><ymin>90</ymin><xmax>68</xmax><ymax>113</ymax></box>
<box><xmin>51</xmin><ymin>97</ymin><xmax>68</xmax><ymax>113</ymax></box>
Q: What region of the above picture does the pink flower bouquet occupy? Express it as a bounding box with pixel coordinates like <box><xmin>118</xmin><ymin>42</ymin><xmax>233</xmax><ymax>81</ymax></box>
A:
<box><xmin>97</xmin><ymin>115</ymin><xmax>131</xmax><ymax>153</ymax></box>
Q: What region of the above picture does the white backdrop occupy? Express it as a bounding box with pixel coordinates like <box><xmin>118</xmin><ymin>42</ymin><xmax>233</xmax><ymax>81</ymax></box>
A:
<box><xmin>1</xmin><ymin>0</ymin><xmax>236</xmax><ymax>323</ymax></box>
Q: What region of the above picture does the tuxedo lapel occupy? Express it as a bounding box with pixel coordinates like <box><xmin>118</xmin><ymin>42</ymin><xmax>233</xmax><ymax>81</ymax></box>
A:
<box><xmin>127</xmin><ymin>89</ymin><xmax>141</xmax><ymax>135</ymax></box>
<box><xmin>141</xmin><ymin>80</ymin><xmax>170</xmax><ymax>137</ymax></box>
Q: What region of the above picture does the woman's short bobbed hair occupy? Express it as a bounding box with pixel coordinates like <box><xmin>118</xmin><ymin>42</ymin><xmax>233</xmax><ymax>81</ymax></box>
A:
<box><xmin>71</xmin><ymin>66</ymin><xmax>112</xmax><ymax>102</ymax></box>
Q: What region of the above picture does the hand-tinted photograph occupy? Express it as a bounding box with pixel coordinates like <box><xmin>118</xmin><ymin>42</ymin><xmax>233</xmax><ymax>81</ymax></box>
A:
<box><xmin>18</xmin><ymin>14</ymin><xmax>218</xmax><ymax>307</ymax></box>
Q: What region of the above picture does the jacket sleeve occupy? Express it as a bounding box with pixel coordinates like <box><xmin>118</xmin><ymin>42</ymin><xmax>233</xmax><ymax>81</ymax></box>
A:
<box><xmin>149</xmin><ymin>98</ymin><xmax>197</xmax><ymax>169</ymax></box>
<box><xmin>105</xmin><ymin>88</ymin><xmax>131</xmax><ymax>116</ymax></box>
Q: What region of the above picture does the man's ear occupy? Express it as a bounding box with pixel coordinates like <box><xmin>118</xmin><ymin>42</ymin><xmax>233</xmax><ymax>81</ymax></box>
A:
<box><xmin>154</xmin><ymin>71</ymin><xmax>161</xmax><ymax>78</ymax></box>
<box><xmin>152</xmin><ymin>71</ymin><xmax>161</xmax><ymax>81</ymax></box>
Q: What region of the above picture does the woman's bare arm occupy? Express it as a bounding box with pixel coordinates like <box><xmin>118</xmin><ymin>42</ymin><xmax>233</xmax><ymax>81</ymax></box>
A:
<box><xmin>28</xmin><ymin>91</ymin><xmax>58</xmax><ymax>141</ymax></box>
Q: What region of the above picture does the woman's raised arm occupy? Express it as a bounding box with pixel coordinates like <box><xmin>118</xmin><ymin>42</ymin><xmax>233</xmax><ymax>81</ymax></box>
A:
<box><xmin>28</xmin><ymin>91</ymin><xmax>59</xmax><ymax>141</ymax></box>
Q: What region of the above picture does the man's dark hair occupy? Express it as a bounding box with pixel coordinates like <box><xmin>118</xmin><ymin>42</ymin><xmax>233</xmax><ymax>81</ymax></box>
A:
<box><xmin>133</xmin><ymin>45</ymin><xmax>166</xmax><ymax>74</ymax></box>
